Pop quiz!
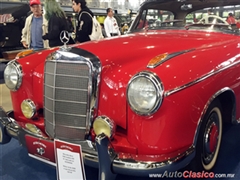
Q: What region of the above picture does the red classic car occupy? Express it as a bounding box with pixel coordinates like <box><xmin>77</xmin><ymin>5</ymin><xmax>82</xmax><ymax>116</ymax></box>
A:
<box><xmin>1</xmin><ymin>0</ymin><xmax>240</xmax><ymax>179</ymax></box>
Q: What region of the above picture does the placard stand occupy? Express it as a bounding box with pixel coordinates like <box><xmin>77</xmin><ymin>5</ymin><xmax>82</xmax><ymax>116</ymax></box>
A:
<box><xmin>54</xmin><ymin>139</ymin><xmax>86</xmax><ymax>180</ymax></box>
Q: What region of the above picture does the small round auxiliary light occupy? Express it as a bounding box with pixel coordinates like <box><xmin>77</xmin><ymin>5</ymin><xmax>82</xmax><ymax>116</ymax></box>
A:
<box><xmin>93</xmin><ymin>116</ymin><xmax>115</xmax><ymax>138</ymax></box>
<box><xmin>25</xmin><ymin>123</ymin><xmax>40</xmax><ymax>134</ymax></box>
<box><xmin>21</xmin><ymin>99</ymin><xmax>36</xmax><ymax>119</ymax></box>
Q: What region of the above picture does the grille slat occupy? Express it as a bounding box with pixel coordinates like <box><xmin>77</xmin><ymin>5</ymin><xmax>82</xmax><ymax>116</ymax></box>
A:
<box><xmin>44</xmin><ymin>61</ymin><xmax>91</xmax><ymax>140</ymax></box>
<box><xmin>55</xmin><ymin>75</ymin><xmax>89</xmax><ymax>89</ymax></box>
<box><xmin>55</xmin><ymin>88</ymin><xmax>88</xmax><ymax>102</ymax></box>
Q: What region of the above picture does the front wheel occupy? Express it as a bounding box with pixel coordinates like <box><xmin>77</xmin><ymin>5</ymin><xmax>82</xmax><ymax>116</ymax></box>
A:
<box><xmin>189</xmin><ymin>100</ymin><xmax>222</xmax><ymax>171</ymax></box>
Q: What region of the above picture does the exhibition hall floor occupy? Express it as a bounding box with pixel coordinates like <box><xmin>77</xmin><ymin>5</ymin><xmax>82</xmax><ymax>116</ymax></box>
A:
<box><xmin>1</xmin><ymin>84</ymin><xmax>240</xmax><ymax>180</ymax></box>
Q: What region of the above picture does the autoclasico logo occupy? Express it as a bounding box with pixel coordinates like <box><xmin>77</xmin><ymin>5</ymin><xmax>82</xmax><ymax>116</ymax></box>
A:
<box><xmin>183</xmin><ymin>171</ymin><xmax>214</xmax><ymax>178</ymax></box>
<box><xmin>149</xmin><ymin>171</ymin><xmax>235</xmax><ymax>178</ymax></box>
<box><xmin>149</xmin><ymin>171</ymin><xmax>215</xmax><ymax>178</ymax></box>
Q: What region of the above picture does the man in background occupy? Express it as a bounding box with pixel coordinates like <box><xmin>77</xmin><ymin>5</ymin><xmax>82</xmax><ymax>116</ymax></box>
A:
<box><xmin>72</xmin><ymin>0</ymin><xmax>93</xmax><ymax>43</ymax></box>
<box><xmin>104</xmin><ymin>8</ymin><xmax>121</xmax><ymax>37</ymax></box>
<box><xmin>21</xmin><ymin>0</ymin><xmax>48</xmax><ymax>50</ymax></box>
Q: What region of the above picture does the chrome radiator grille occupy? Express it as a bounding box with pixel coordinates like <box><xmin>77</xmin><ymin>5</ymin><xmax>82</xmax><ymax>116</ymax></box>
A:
<box><xmin>44</xmin><ymin>60</ymin><xmax>91</xmax><ymax>141</ymax></box>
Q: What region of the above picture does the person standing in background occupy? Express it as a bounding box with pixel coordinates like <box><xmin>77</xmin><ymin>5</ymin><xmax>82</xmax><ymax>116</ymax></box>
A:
<box><xmin>72</xmin><ymin>0</ymin><xmax>93</xmax><ymax>43</ymax></box>
<box><xmin>226</xmin><ymin>13</ymin><xmax>237</xmax><ymax>25</ymax></box>
<box><xmin>42</xmin><ymin>0</ymin><xmax>72</xmax><ymax>47</ymax></box>
<box><xmin>104</xmin><ymin>8</ymin><xmax>121</xmax><ymax>37</ymax></box>
<box><xmin>21</xmin><ymin>0</ymin><xmax>49</xmax><ymax>50</ymax></box>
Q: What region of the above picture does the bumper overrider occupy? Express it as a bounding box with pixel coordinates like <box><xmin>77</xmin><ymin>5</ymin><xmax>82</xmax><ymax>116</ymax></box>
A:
<box><xmin>0</xmin><ymin>107</ymin><xmax>195</xmax><ymax>179</ymax></box>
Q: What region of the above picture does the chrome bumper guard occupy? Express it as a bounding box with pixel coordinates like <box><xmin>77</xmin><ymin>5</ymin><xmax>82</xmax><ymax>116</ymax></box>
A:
<box><xmin>0</xmin><ymin>107</ymin><xmax>195</xmax><ymax>178</ymax></box>
<box><xmin>0</xmin><ymin>108</ymin><xmax>20</xmax><ymax>142</ymax></box>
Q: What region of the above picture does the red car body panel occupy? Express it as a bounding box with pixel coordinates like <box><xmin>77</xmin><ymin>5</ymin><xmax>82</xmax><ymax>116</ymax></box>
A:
<box><xmin>9</xmin><ymin>30</ymin><xmax>240</xmax><ymax>156</ymax></box>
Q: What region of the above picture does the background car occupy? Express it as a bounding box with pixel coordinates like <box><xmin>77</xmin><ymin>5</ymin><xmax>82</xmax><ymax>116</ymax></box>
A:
<box><xmin>0</xmin><ymin>3</ymin><xmax>30</xmax><ymax>59</ymax></box>
<box><xmin>1</xmin><ymin>0</ymin><xmax>240</xmax><ymax>179</ymax></box>
<box><xmin>0</xmin><ymin>1</ymin><xmax>131</xmax><ymax>59</ymax></box>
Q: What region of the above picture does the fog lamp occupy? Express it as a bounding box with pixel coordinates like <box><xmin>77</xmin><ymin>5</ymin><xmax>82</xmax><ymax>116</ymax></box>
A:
<box><xmin>25</xmin><ymin>123</ymin><xmax>40</xmax><ymax>134</ymax></box>
<box><xmin>21</xmin><ymin>99</ymin><xmax>36</xmax><ymax>119</ymax></box>
<box><xmin>93</xmin><ymin>116</ymin><xmax>115</xmax><ymax>138</ymax></box>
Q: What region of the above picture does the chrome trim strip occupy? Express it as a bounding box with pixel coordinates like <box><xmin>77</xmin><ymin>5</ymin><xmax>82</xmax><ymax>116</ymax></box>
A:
<box><xmin>44</xmin><ymin>108</ymin><xmax>87</xmax><ymax>118</ymax></box>
<box><xmin>113</xmin><ymin>146</ymin><xmax>194</xmax><ymax>170</ymax></box>
<box><xmin>44</xmin><ymin>83</ymin><xmax>89</xmax><ymax>90</ymax></box>
<box><xmin>44</xmin><ymin>96</ymin><xmax>88</xmax><ymax>106</ymax></box>
<box><xmin>52</xmin><ymin>59</ymin><xmax>57</xmax><ymax>137</ymax></box>
<box><xmin>165</xmin><ymin>54</ymin><xmax>240</xmax><ymax>97</ymax></box>
<box><xmin>28</xmin><ymin>154</ymin><xmax>56</xmax><ymax>166</ymax></box>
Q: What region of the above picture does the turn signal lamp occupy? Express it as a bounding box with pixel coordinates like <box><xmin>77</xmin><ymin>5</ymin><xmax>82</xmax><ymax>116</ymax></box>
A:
<box><xmin>147</xmin><ymin>53</ymin><xmax>168</xmax><ymax>68</ymax></box>
<box><xmin>21</xmin><ymin>99</ymin><xmax>36</xmax><ymax>119</ymax></box>
<box><xmin>15</xmin><ymin>49</ymin><xmax>34</xmax><ymax>59</ymax></box>
<box><xmin>93</xmin><ymin>116</ymin><xmax>115</xmax><ymax>138</ymax></box>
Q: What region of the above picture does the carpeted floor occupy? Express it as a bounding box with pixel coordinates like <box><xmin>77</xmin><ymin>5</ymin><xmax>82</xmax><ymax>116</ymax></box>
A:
<box><xmin>1</xmin><ymin>123</ymin><xmax>240</xmax><ymax>180</ymax></box>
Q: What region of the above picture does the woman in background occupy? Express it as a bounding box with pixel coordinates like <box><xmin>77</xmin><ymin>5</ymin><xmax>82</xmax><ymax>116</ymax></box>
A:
<box><xmin>42</xmin><ymin>0</ymin><xmax>72</xmax><ymax>47</ymax></box>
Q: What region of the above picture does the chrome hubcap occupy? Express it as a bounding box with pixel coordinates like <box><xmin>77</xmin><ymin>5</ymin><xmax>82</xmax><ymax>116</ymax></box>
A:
<box><xmin>203</xmin><ymin>112</ymin><xmax>219</xmax><ymax>165</ymax></box>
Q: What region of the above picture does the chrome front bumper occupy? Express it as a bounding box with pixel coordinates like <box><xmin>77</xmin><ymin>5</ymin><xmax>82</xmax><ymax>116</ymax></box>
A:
<box><xmin>0</xmin><ymin>107</ymin><xmax>195</xmax><ymax>178</ymax></box>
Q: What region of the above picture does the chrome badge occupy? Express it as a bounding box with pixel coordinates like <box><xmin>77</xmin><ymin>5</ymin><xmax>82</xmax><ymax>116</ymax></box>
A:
<box><xmin>37</xmin><ymin>147</ymin><xmax>45</xmax><ymax>155</ymax></box>
<box><xmin>60</xmin><ymin>30</ymin><xmax>70</xmax><ymax>46</ymax></box>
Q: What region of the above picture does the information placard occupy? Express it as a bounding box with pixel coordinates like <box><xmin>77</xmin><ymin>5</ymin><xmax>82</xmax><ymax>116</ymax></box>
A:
<box><xmin>54</xmin><ymin>139</ymin><xmax>86</xmax><ymax>180</ymax></box>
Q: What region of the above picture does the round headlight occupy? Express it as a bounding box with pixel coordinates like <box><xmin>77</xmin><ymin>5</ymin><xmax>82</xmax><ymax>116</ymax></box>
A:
<box><xmin>21</xmin><ymin>99</ymin><xmax>36</xmax><ymax>119</ymax></box>
<box><xmin>127</xmin><ymin>71</ymin><xmax>164</xmax><ymax>115</ymax></box>
<box><xmin>93</xmin><ymin>116</ymin><xmax>115</xmax><ymax>138</ymax></box>
<box><xmin>4</xmin><ymin>61</ymin><xmax>23</xmax><ymax>91</ymax></box>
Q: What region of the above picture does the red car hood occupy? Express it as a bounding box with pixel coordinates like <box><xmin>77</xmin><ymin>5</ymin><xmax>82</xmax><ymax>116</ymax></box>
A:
<box><xmin>20</xmin><ymin>29</ymin><xmax>238</xmax><ymax>129</ymax></box>
<box><xmin>78</xmin><ymin>29</ymin><xmax>238</xmax><ymax>90</ymax></box>
<box><xmin>70</xmin><ymin>29</ymin><xmax>239</xmax><ymax>128</ymax></box>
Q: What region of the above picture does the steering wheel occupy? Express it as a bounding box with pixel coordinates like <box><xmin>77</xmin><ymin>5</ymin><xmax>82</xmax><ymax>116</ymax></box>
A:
<box><xmin>198</xmin><ymin>15</ymin><xmax>229</xmax><ymax>25</ymax></box>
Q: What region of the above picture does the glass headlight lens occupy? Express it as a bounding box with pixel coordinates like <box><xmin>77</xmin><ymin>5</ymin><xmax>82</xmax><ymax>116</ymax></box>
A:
<box><xmin>21</xmin><ymin>99</ymin><xmax>36</xmax><ymax>119</ymax></box>
<box><xmin>4</xmin><ymin>61</ymin><xmax>23</xmax><ymax>91</ymax></box>
<box><xmin>127</xmin><ymin>71</ymin><xmax>163</xmax><ymax>115</ymax></box>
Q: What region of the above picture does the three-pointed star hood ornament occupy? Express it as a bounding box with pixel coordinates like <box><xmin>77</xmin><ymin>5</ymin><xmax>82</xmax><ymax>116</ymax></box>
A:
<box><xmin>60</xmin><ymin>30</ymin><xmax>70</xmax><ymax>48</ymax></box>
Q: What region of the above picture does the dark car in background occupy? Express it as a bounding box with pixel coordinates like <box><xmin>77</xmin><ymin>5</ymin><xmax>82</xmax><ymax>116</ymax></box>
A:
<box><xmin>0</xmin><ymin>2</ymin><xmax>30</xmax><ymax>59</ymax></box>
<box><xmin>0</xmin><ymin>1</ymin><xmax>131</xmax><ymax>60</ymax></box>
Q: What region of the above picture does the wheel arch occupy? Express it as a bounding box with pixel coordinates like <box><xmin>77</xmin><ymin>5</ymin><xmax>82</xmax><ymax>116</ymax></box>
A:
<box><xmin>193</xmin><ymin>87</ymin><xmax>236</xmax><ymax>147</ymax></box>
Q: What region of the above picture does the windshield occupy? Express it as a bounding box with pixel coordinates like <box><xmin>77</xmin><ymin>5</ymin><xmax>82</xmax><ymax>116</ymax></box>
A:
<box><xmin>130</xmin><ymin>1</ymin><xmax>240</xmax><ymax>34</ymax></box>
<box><xmin>136</xmin><ymin>9</ymin><xmax>179</xmax><ymax>29</ymax></box>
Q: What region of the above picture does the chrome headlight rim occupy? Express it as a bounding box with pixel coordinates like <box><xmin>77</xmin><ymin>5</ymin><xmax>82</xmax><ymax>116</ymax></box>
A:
<box><xmin>127</xmin><ymin>71</ymin><xmax>164</xmax><ymax>116</ymax></box>
<box><xmin>4</xmin><ymin>60</ymin><xmax>23</xmax><ymax>91</ymax></box>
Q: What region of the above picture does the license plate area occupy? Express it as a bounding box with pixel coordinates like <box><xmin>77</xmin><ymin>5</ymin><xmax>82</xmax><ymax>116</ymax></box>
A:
<box><xmin>25</xmin><ymin>135</ymin><xmax>56</xmax><ymax>166</ymax></box>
